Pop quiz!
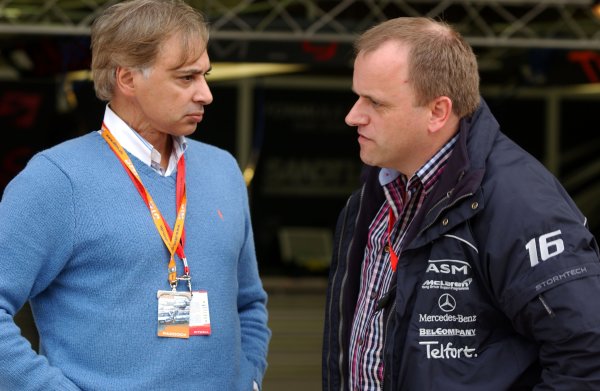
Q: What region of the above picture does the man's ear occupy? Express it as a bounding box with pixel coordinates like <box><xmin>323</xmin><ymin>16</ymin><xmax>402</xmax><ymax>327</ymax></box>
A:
<box><xmin>114</xmin><ymin>66</ymin><xmax>136</xmax><ymax>97</ymax></box>
<box><xmin>428</xmin><ymin>96</ymin><xmax>453</xmax><ymax>133</ymax></box>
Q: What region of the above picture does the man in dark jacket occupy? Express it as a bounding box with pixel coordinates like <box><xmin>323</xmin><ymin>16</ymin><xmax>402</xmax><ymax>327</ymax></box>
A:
<box><xmin>322</xmin><ymin>16</ymin><xmax>600</xmax><ymax>390</ymax></box>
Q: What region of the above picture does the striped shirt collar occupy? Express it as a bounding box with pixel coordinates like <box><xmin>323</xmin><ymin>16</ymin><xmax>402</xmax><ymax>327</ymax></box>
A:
<box><xmin>380</xmin><ymin>134</ymin><xmax>459</xmax><ymax>217</ymax></box>
<box><xmin>101</xmin><ymin>105</ymin><xmax>187</xmax><ymax>176</ymax></box>
<box><xmin>379</xmin><ymin>133</ymin><xmax>458</xmax><ymax>198</ymax></box>
<box><xmin>378</xmin><ymin>134</ymin><xmax>459</xmax><ymax>188</ymax></box>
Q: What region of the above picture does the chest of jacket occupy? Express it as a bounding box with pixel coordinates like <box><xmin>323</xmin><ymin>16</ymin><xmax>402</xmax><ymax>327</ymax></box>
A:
<box><xmin>383</xmin><ymin>216</ymin><xmax>537</xmax><ymax>391</ymax></box>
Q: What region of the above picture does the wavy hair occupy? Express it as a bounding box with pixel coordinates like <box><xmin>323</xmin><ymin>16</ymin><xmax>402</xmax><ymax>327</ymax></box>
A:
<box><xmin>91</xmin><ymin>0</ymin><xmax>209</xmax><ymax>101</ymax></box>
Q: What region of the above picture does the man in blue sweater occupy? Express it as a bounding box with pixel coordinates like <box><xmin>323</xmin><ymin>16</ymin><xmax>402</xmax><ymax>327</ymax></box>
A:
<box><xmin>0</xmin><ymin>0</ymin><xmax>270</xmax><ymax>389</ymax></box>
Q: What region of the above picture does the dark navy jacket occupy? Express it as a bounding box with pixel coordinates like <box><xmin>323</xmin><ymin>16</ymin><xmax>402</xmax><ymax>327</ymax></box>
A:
<box><xmin>323</xmin><ymin>100</ymin><xmax>600</xmax><ymax>390</ymax></box>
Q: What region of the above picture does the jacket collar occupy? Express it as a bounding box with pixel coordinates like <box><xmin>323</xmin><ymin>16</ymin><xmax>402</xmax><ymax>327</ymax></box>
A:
<box><xmin>406</xmin><ymin>98</ymin><xmax>500</xmax><ymax>248</ymax></box>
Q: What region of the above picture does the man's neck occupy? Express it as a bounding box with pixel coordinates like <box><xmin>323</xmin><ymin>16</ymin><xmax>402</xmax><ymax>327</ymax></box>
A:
<box><xmin>109</xmin><ymin>101</ymin><xmax>173</xmax><ymax>169</ymax></box>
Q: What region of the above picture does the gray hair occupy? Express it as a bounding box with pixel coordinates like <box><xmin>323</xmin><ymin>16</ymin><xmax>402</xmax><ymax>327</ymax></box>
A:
<box><xmin>91</xmin><ymin>0</ymin><xmax>209</xmax><ymax>101</ymax></box>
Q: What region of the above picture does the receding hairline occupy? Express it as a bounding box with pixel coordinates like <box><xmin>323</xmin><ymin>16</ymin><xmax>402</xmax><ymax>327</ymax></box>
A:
<box><xmin>355</xmin><ymin>18</ymin><xmax>455</xmax><ymax>56</ymax></box>
<box><xmin>352</xmin><ymin>17</ymin><xmax>481</xmax><ymax>117</ymax></box>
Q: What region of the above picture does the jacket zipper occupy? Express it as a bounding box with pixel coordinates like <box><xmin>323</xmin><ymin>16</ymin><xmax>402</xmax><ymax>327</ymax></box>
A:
<box><xmin>381</xmin><ymin>285</ymin><xmax>395</xmax><ymax>391</ymax></box>
<box><xmin>538</xmin><ymin>294</ymin><xmax>556</xmax><ymax>318</ymax></box>
<box><xmin>327</xmin><ymin>184</ymin><xmax>366</xmax><ymax>391</ymax></box>
<box><xmin>379</xmin><ymin>187</ymin><xmax>473</xmax><ymax>389</ymax></box>
<box><xmin>333</xmin><ymin>182</ymin><xmax>472</xmax><ymax>389</ymax></box>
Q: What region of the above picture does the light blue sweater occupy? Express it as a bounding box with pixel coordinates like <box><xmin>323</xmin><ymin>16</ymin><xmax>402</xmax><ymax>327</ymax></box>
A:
<box><xmin>0</xmin><ymin>132</ymin><xmax>270</xmax><ymax>390</ymax></box>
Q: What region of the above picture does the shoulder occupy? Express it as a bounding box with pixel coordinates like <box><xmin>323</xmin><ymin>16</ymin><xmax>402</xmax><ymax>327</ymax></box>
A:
<box><xmin>482</xmin><ymin>133</ymin><xmax>571</xmax><ymax>210</ymax></box>
<box><xmin>6</xmin><ymin>131</ymin><xmax>136</xmax><ymax>204</ymax></box>
<box><xmin>185</xmin><ymin>138</ymin><xmax>235</xmax><ymax>161</ymax></box>
<box><xmin>36</xmin><ymin>131</ymin><xmax>105</xmax><ymax>167</ymax></box>
<box><xmin>16</xmin><ymin>132</ymin><xmax>100</xmax><ymax>175</ymax></box>
<box><xmin>43</xmin><ymin>131</ymin><xmax>103</xmax><ymax>155</ymax></box>
<box><xmin>184</xmin><ymin>139</ymin><xmax>241</xmax><ymax>173</ymax></box>
<box><xmin>471</xmin><ymin>129</ymin><xmax>589</xmax><ymax>261</ymax></box>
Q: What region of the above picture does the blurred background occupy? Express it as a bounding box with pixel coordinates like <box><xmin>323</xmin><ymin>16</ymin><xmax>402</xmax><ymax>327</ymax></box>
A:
<box><xmin>2</xmin><ymin>1</ymin><xmax>600</xmax><ymax>389</ymax></box>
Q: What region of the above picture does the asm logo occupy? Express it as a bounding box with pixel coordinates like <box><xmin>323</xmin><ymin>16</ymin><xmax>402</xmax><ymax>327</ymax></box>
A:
<box><xmin>426</xmin><ymin>259</ymin><xmax>471</xmax><ymax>275</ymax></box>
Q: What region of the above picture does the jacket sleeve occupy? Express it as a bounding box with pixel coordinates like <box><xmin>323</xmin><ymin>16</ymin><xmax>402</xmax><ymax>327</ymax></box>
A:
<box><xmin>0</xmin><ymin>155</ymin><xmax>81</xmax><ymax>390</ymax></box>
<box><xmin>512</xmin><ymin>271</ymin><xmax>600</xmax><ymax>390</ymax></box>
<box><xmin>481</xmin><ymin>176</ymin><xmax>600</xmax><ymax>389</ymax></box>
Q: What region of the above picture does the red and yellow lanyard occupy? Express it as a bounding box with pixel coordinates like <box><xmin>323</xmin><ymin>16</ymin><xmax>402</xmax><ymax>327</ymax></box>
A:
<box><xmin>387</xmin><ymin>208</ymin><xmax>399</xmax><ymax>272</ymax></box>
<box><xmin>101</xmin><ymin>123</ymin><xmax>190</xmax><ymax>291</ymax></box>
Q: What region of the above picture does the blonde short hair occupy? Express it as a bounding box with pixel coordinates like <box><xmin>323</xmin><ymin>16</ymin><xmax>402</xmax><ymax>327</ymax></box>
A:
<box><xmin>355</xmin><ymin>17</ymin><xmax>480</xmax><ymax>118</ymax></box>
<box><xmin>91</xmin><ymin>0</ymin><xmax>209</xmax><ymax>101</ymax></box>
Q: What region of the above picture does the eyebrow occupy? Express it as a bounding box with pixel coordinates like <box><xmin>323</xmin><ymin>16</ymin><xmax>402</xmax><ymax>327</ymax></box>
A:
<box><xmin>351</xmin><ymin>87</ymin><xmax>377</xmax><ymax>102</ymax></box>
<box><xmin>174</xmin><ymin>65</ymin><xmax>212</xmax><ymax>75</ymax></box>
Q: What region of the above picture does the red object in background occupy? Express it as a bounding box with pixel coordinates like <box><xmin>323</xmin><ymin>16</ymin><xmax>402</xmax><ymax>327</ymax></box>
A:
<box><xmin>301</xmin><ymin>41</ymin><xmax>339</xmax><ymax>62</ymax></box>
<box><xmin>0</xmin><ymin>91</ymin><xmax>43</xmax><ymax>129</ymax></box>
<box><xmin>567</xmin><ymin>51</ymin><xmax>600</xmax><ymax>83</ymax></box>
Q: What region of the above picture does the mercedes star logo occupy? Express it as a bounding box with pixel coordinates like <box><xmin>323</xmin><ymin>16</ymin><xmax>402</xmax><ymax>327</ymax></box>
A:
<box><xmin>438</xmin><ymin>293</ymin><xmax>457</xmax><ymax>312</ymax></box>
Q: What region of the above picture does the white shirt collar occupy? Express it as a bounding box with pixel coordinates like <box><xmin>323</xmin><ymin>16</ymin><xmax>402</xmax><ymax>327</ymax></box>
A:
<box><xmin>100</xmin><ymin>105</ymin><xmax>187</xmax><ymax>176</ymax></box>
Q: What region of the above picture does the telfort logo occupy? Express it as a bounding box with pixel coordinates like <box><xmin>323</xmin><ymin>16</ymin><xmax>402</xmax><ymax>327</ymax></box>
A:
<box><xmin>419</xmin><ymin>341</ymin><xmax>477</xmax><ymax>359</ymax></box>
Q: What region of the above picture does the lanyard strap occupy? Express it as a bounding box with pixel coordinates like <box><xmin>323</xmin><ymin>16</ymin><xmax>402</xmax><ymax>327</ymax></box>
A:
<box><xmin>101</xmin><ymin>123</ymin><xmax>190</xmax><ymax>289</ymax></box>
<box><xmin>387</xmin><ymin>208</ymin><xmax>399</xmax><ymax>272</ymax></box>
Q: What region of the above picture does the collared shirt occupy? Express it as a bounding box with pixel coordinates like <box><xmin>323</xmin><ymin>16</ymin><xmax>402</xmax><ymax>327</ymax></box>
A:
<box><xmin>100</xmin><ymin>105</ymin><xmax>187</xmax><ymax>176</ymax></box>
<box><xmin>348</xmin><ymin>134</ymin><xmax>458</xmax><ymax>391</ymax></box>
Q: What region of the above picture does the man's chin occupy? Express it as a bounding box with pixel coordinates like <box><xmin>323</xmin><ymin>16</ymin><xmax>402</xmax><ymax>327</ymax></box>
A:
<box><xmin>359</xmin><ymin>151</ymin><xmax>377</xmax><ymax>167</ymax></box>
<box><xmin>179</xmin><ymin>123</ymin><xmax>199</xmax><ymax>136</ymax></box>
